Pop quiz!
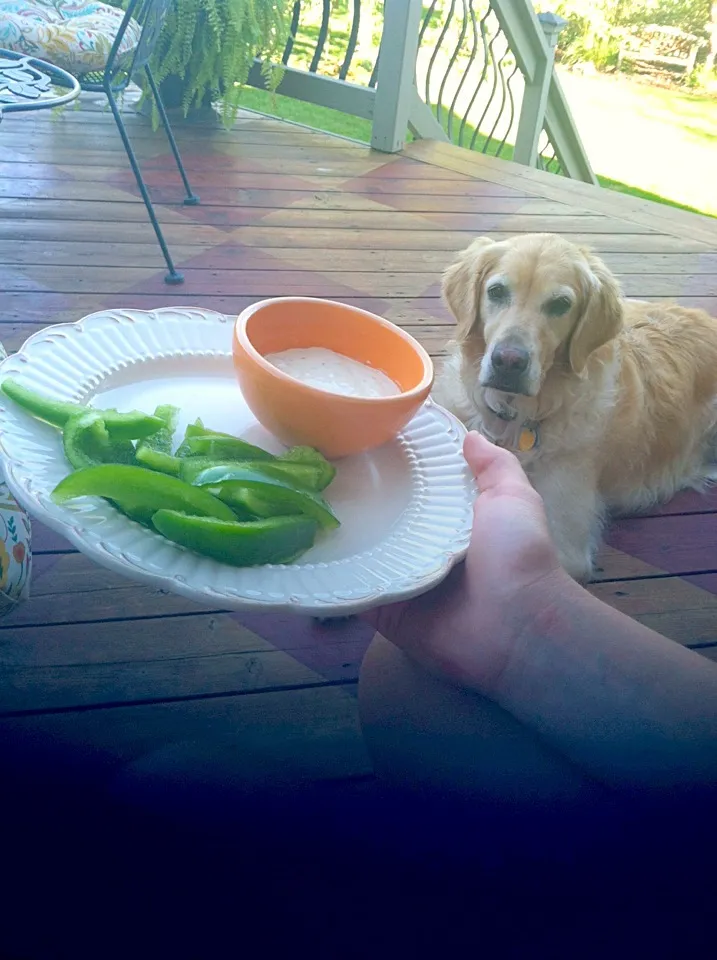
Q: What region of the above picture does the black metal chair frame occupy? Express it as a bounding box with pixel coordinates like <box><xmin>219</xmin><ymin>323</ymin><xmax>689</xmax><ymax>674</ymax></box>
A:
<box><xmin>0</xmin><ymin>50</ymin><xmax>81</xmax><ymax>121</ymax></box>
<box><xmin>80</xmin><ymin>0</ymin><xmax>200</xmax><ymax>284</ymax></box>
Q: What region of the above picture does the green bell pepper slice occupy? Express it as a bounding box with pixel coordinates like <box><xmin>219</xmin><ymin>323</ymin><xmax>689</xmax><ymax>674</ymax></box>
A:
<box><xmin>151</xmin><ymin>511</ymin><xmax>319</xmax><ymax>566</ymax></box>
<box><xmin>136</xmin><ymin>454</ymin><xmax>327</xmax><ymax>495</ymax></box>
<box><xmin>1</xmin><ymin>378</ymin><xmax>165</xmax><ymax>440</ymax></box>
<box><xmin>137</xmin><ymin>404</ymin><xmax>178</xmax><ymax>455</ymax></box>
<box><xmin>62</xmin><ymin>411</ymin><xmax>110</xmax><ymax>471</ymax></box>
<box><xmin>183</xmin><ymin>434</ymin><xmax>275</xmax><ymax>462</ymax></box>
<box><xmin>62</xmin><ymin>410</ymin><xmax>135</xmax><ymax>470</ymax></box>
<box><xmin>179</xmin><ymin>457</ymin><xmax>325</xmax><ymax>491</ymax></box>
<box><xmin>174</xmin><ymin>419</ymin><xmax>274</xmax><ymax>462</ymax></box>
<box><xmin>173</xmin><ymin>419</ymin><xmax>204</xmax><ymax>457</ymax></box>
<box><xmin>135</xmin><ymin>448</ymin><xmax>182</xmax><ymax>477</ymax></box>
<box><xmin>227</xmin><ymin>488</ymin><xmax>300</xmax><ymax>520</ymax></box>
<box><xmin>193</xmin><ymin>465</ymin><xmax>340</xmax><ymax>530</ymax></box>
<box><xmin>277</xmin><ymin>446</ymin><xmax>336</xmax><ymax>491</ymax></box>
<box><xmin>135</xmin><ymin>405</ymin><xmax>181</xmax><ymax>475</ymax></box>
<box><xmin>52</xmin><ymin>464</ymin><xmax>237</xmax><ymax>524</ymax></box>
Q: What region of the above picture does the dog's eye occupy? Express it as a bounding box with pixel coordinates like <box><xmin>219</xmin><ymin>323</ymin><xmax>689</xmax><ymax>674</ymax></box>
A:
<box><xmin>487</xmin><ymin>282</ymin><xmax>509</xmax><ymax>303</ymax></box>
<box><xmin>544</xmin><ymin>296</ymin><xmax>573</xmax><ymax>317</ymax></box>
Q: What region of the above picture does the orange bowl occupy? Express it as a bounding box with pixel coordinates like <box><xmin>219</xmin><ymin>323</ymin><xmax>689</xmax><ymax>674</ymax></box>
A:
<box><xmin>233</xmin><ymin>298</ymin><xmax>434</xmax><ymax>459</ymax></box>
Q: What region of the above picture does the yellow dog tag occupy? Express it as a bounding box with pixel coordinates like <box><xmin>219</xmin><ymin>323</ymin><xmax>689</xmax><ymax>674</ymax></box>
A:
<box><xmin>518</xmin><ymin>426</ymin><xmax>538</xmax><ymax>453</ymax></box>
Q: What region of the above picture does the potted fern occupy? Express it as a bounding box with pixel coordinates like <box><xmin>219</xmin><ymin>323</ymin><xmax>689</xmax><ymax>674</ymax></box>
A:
<box><xmin>147</xmin><ymin>0</ymin><xmax>290</xmax><ymax>125</ymax></box>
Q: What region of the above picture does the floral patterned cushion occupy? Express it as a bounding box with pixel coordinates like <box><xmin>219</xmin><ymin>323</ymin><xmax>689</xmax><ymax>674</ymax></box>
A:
<box><xmin>0</xmin><ymin>0</ymin><xmax>141</xmax><ymax>76</ymax></box>
<box><xmin>0</xmin><ymin>343</ymin><xmax>31</xmax><ymax>616</ymax></box>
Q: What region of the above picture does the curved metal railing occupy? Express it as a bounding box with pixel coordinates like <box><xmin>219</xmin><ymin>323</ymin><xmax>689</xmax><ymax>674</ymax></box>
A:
<box><xmin>536</xmin><ymin>129</ymin><xmax>563</xmax><ymax>174</ymax></box>
<box><xmin>254</xmin><ymin>0</ymin><xmax>577</xmax><ymax>177</ymax></box>
<box><xmin>273</xmin><ymin>0</ymin><xmax>564</xmax><ymax>174</ymax></box>
<box><xmin>280</xmin><ymin>0</ymin><xmax>381</xmax><ymax>88</ymax></box>
<box><xmin>417</xmin><ymin>0</ymin><xmax>563</xmax><ymax>172</ymax></box>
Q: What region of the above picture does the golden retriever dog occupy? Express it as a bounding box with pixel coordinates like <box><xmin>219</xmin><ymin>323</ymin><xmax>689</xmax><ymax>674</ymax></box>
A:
<box><xmin>433</xmin><ymin>233</ymin><xmax>717</xmax><ymax>582</ymax></box>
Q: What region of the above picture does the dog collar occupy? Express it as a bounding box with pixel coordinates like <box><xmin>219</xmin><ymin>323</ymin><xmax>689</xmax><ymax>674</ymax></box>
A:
<box><xmin>482</xmin><ymin>417</ymin><xmax>540</xmax><ymax>453</ymax></box>
<box><xmin>481</xmin><ymin>390</ymin><xmax>540</xmax><ymax>453</ymax></box>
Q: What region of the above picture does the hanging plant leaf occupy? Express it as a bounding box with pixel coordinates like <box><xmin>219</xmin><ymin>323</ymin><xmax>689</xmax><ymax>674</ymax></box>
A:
<box><xmin>111</xmin><ymin>0</ymin><xmax>290</xmax><ymax>127</ymax></box>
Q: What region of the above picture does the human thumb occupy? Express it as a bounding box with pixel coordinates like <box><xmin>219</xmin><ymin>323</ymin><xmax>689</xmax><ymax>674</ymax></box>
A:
<box><xmin>463</xmin><ymin>431</ymin><xmax>533</xmax><ymax>497</ymax></box>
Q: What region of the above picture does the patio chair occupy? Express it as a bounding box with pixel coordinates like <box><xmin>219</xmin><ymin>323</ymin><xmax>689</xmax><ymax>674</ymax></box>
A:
<box><xmin>0</xmin><ymin>0</ymin><xmax>200</xmax><ymax>283</ymax></box>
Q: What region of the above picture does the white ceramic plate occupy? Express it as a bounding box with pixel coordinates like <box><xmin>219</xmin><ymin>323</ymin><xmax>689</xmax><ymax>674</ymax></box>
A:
<box><xmin>0</xmin><ymin>307</ymin><xmax>475</xmax><ymax>616</ymax></box>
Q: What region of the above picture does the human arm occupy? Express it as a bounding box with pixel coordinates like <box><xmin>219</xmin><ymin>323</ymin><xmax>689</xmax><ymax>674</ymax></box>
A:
<box><xmin>364</xmin><ymin>433</ymin><xmax>717</xmax><ymax>797</ymax></box>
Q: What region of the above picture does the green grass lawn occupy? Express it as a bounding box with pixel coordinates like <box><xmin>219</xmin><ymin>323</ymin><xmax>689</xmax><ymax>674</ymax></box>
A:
<box><xmin>594</xmin><ymin>176</ymin><xmax>708</xmax><ymax>215</ymax></box>
<box><xmin>238</xmin><ymin>86</ymin><xmax>374</xmax><ymax>142</ymax></box>
<box><xmin>238</xmin><ymin>77</ymin><xmax>716</xmax><ymax>219</ymax></box>
<box><xmin>556</xmin><ymin>70</ymin><xmax>717</xmax><ymax>218</ymax></box>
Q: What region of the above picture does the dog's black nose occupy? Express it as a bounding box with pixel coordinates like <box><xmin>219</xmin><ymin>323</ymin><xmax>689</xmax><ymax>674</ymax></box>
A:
<box><xmin>492</xmin><ymin>344</ymin><xmax>530</xmax><ymax>374</ymax></box>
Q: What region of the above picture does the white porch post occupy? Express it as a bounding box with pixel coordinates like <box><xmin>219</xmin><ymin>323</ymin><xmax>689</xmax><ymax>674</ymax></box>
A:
<box><xmin>513</xmin><ymin>11</ymin><xmax>566</xmax><ymax>168</ymax></box>
<box><xmin>370</xmin><ymin>0</ymin><xmax>424</xmax><ymax>153</ymax></box>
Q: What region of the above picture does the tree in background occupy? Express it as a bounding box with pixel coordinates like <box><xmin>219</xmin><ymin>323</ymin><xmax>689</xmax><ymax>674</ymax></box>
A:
<box><xmin>554</xmin><ymin>0</ymin><xmax>717</xmax><ymax>81</ymax></box>
<box><xmin>706</xmin><ymin>1</ymin><xmax>717</xmax><ymax>75</ymax></box>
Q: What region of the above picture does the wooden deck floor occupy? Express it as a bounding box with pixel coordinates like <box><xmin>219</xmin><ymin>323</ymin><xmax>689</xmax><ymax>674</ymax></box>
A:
<box><xmin>1</xmin><ymin>99</ymin><xmax>716</xmax><ymax>790</ymax></box>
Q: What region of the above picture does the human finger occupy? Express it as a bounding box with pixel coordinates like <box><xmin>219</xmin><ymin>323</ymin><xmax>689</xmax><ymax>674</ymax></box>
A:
<box><xmin>463</xmin><ymin>432</ymin><xmax>534</xmax><ymax>498</ymax></box>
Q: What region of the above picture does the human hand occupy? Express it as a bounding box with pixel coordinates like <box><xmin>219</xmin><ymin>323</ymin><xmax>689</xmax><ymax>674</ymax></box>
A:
<box><xmin>362</xmin><ymin>432</ymin><xmax>574</xmax><ymax>695</ymax></box>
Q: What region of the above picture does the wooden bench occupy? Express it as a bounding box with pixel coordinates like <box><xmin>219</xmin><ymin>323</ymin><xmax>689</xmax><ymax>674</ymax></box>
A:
<box><xmin>617</xmin><ymin>24</ymin><xmax>706</xmax><ymax>77</ymax></box>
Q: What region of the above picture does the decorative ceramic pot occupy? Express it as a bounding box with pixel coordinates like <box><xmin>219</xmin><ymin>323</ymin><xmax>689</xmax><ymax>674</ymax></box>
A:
<box><xmin>0</xmin><ymin>341</ymin><xmax>32</xmax><ymax>616</ymax></box>
<box><xmin>0</xmin><ymin>480</ymin><xmax>32</xmax><ymax>616</ymax></box>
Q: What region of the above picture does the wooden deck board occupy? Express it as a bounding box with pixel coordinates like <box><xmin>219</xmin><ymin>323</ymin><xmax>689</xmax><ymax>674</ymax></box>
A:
<box><xmin>0</xmin><ymin>101</ymin><xmax>715</xmax><ymax>781</ymax></box>
<box><xmin>0</xmin><ymin>684</ymin><xmax>370</xmax><ymax>777</ymax></box>
<box><xmin>3</xmin><ymin>548</ymin><xmax>714</xmax><ymax>646</ymax></box>
<box><xmin>5</xmin><ymin>267</ymin><xmax>715</xmax><ymax>299</ymax></box>
<box><xmin>5</xmin><ymin>242</ymin><xmax>717</xmax><ymax>273</ymax></box>
<box><xmin>404</xmin><ymin>139</ymin><xmax>717</xmax><ymax>246</ymax></box>
<box><xmin>1</xmin><ymin>216</ymin><xmax>709</xmax><ymax>251</ymax></box>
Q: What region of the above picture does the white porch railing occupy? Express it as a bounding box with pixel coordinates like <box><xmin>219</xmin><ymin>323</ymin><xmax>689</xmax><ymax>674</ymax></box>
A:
<box><xmin>248</xmin><ymin>0</ymin><xmax>596</xmax><ymax>184</ymax></box>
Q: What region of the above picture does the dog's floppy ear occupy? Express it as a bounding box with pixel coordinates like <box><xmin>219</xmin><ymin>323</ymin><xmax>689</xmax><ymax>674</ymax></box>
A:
<box><xmin>569</xmin><ymin>251</ymin><xmax>623</xmax><ymax>374</ymax></box>
<box><xmin>442</xmin><ymin>237</ymin><xmax>497</xmax><ymax>344</ymax></box>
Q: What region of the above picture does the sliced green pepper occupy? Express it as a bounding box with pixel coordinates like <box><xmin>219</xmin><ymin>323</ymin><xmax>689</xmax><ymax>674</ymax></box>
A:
<box><xmin>52</xmin><ymin>464</ymin><xmax>237</xmax><ymax>525</ymax></box>
<box><xmin>277</xmin><ymin>446</ymin><xmax>336</xmax><ymax>491</ymax></box>
<box><xmin>141</xmin><ymin>454</ymin><xmax>326</xmax><ymax>494</ymax></box>
<box><xmin>193</xmin><ymin>465</ymin><xmax>340</xmax><ymax>530</ymax></box>
<box><xmin>174</xmin><ymin>419</ymin><xmax>273</xmax><ymax>462</ymax></box>
<box><xmin>135</xmin><ymin>448</ymin><xmax>181</xmax><ymax>476</ymax></box>
<box><xmin>174</xmin><ymin>419</ymin><xmax>205</xmax><ymax>457</ymax></box>
<box><xmin>179</xmin><ymin>457</ymin><xmax>324</xmax><ymax>491</ymax></box>
<box><xmin>1</xmin><ymin>378</ymin><xmax>164</xmax><ymax>440</ymax></box>
<box><xmin>132</xmin><ymin>453</ymin><xmax>223</xmax><ymax>482</ymax></box>
<box><xmin>151</xmin><ymin>511</ymin><xmax>319</xmax><ymax>566</ymax></box>
<box><xmin>135</xmin><ymin>404</ymin><xmax>181</xmax><ymax>475</ymax></box>
<box><xmin>179</xmin><ymin>456</ymin><xmax>228</xmax><ymax>482</ymax></box>
<box><xmin>183</xmin><ymin>434</ymin><xmax>275</xmax><ymax>462</ymax></box>
<box><xmin>2</xmin><ymin>379</ymin><xmax>81</xmax><ymax>427</ymax></box>
<box><xmin>137</xmin><ymin>404</ymin><xmax>178</xmax><ymax>455</ymax></box>
<box><xmin>228</xmin><ymin>488</ymin><xmax>299</xmax><ymax>520</ymax></box>
<box><xmin>62</xmin><ymin>411</ymin><xmax>135</xmax><ymax>470</ymax></box>
<box><xmin>62</xmin><ymin>411</ymin><xmax>110</xmax><ymax>471</ymax></box>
